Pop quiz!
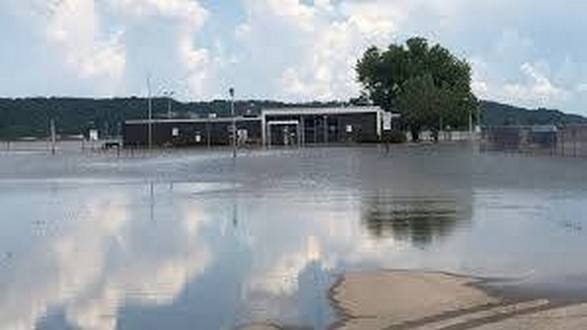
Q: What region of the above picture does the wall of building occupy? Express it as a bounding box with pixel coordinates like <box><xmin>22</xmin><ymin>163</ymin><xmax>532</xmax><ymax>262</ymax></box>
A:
<box><xmin>264</xmin><ymin>112</ymin><xmax>379</xmax><ymax>146</ymax></box>
<box><xmin>123</xmin><ymin>119</ymin><xmax>262</xmax><ymax>147</ymax></box>
<box><xmin>123</xmin><ymin>107</ymin><xmax>384</xmax><ymax>148</ymax></box>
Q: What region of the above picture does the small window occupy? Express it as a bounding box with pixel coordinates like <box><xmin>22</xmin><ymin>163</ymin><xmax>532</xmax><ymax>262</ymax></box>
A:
<box><xmin>172</xmin><ymin>127</ymin><xmax>180</xmax><ymax>137</ymax></box>
<box><xmin>195</xmin><ymin>134</ymin><xmax>202</xmax><ymax>143</ymax></box>
<box><xmin>346</xmin><ymin>125</ymin><xmax>353</xmax><ymax>133</ymax></box>
<box><xmin>89</xmin><ymin>129</ymin><xmax>99</xmax><ymax>141</ymax></box>
<box><xmin>238</xmin><ymin>129</ymin><xmax>248</xmax><ymax>144</ymax></box>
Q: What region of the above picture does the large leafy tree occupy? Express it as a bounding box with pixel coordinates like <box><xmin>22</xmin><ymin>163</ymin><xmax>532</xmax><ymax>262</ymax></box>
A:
<box><xmin>356</xmin><ymin>37</ymin><xmax>478</xmax><ymax>141</ymax></box>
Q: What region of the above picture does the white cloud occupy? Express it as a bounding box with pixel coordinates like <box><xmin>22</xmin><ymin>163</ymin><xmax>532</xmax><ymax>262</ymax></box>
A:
<box><xmin>339</xmin><ymin>1</ymin><xmax>407</xmax><ymax>37</ymax></box>
<box><xmin>106</xmin><ymin>0</ymin><xmax>214</xmax><ymax>97</ymax></box>
<box><xmin>236</xmin><ymin>0</ymin><xmax>409</xmax><ymax>101</ymax></box>
<box><xmin>44</xmin><ymin>0</ymin><xmax>126</xmax><ymax>84</ymax></box>
<box><xmin>500</xmin><ymin>62</ymin><xmax>568</xmax><ymax>106</ymax></box>
<box><xmin>10</xmin><ymin>0</ymin><xmax>213</xmax><ymax>98</ymax></box>
<box><xmin>4</xmin><ymin>0</ymin><xmax>587</xmax><ymax>112</ymax></box>
<box><xmin>576</xmin><ymin>83</ymin><xmax>587</xmax><ymax>93</ymax></box>
<box><xmin>109</xmin><ymin>0</ymin><xmax>208</xmax><ymax>27</ymax></box>
<box><xmin>471</xmin><ymin>58</ymin><xmax>569</xmax><ymax>108</ymax></box>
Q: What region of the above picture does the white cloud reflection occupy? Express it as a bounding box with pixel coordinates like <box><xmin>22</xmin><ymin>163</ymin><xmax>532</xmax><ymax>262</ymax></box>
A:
<box><xmin>0</xmin><ymin>186</ymin><xmax>211</xmax><ymax>330</ymax></box>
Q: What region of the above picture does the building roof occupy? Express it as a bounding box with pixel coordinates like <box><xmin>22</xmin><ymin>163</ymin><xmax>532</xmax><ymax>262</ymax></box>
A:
<box><xmin>125</xmin><ymin>117</ymin><xmax>261</xmax><ymax>125</ymax></box>
<box><xmin>261</xmin><ymin>106</ymin><xmax>383</xmax><ymax>116</ymax></box>
<box><xmin>125</xmin><ymin>106</ymin><xmax>389</xmax><ymax>125</ymax></box>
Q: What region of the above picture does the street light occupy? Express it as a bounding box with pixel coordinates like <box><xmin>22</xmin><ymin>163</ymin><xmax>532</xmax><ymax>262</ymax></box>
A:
<box><xmin>464</xmin><ymin>96</ymin><xmax>474</xmax><ymax>141</ymax></box>
<box><xmin>469</xmin><ymin>108</ymin><xmax>473</xmax><ymax>140</ymax></box>
<box><xmin>147</xmin><ymin>75</ymin><xmax>153</xmax><ymax>150</ymax></box>
<box><xmin>163</xmin><ymin>91</ymin><xmax>175</xmax><ymax>119</ymax></box>
<box><xmin>229</xmin><ymin>87</ymin><xmax>236</xmax><ymax>159</ymax></box>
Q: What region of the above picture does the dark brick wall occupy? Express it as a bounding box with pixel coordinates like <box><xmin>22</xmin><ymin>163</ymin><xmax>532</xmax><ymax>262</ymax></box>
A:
<box><xmin>123</xmin><ymin>120</ymin><xmax>262</xmax><ymax>147</ymax></box>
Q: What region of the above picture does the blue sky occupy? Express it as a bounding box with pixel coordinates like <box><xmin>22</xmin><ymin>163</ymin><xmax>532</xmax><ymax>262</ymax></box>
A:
<box><xmin>2</xmin><ymin>0</ymin><xmax>587</xmax><ymax>115</ymax></box>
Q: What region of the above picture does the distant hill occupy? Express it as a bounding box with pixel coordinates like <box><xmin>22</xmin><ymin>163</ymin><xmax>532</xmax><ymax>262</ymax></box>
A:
<box><xmin>0</xmin><ymin>97</ymin><xmax>585</xmax><ymax>139</ymax></box>
<box><xmin>0</xmin><ymin>98</ymin><xmax>343</xmax><ymax>139</ymax></box>
<box><xmin>480</xmin><ymin>100</ymin><xmax>587</xmax><ymax>126</ymax></box>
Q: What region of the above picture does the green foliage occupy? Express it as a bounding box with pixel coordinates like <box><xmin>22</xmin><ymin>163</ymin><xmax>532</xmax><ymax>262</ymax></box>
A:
<box><xmin>0</xmin><ymin>95</ymin><xmax>583</xmax><ymax>140</ymax></box>
<box><xmin>480</xmin><ymin>101</ymin><xmax>587</xmax><ymax>126</ymax></box>
<box><xmin>356</xmin><ymin>37</ymin><xmax>479</xmax><ymax>138</ymax></box>
<box><xmin>0</xmin><ymin>98</ymin><xmax>346</xmax><ymax>139</ymax></box>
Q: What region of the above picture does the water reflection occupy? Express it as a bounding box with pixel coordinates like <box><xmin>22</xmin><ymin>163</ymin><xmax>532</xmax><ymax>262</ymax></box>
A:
<box><xmin>3</xmin><ymin>146</ymin><xmax>587</xmax><ymax>329</ymax></box>
<box><xmin>0</xmin><ymin>183</ymin><xmax>212</xmax><ymax>330</ymax></box>
<box><xmin>361</xmin><ymin>194</ymin><xmax>472</xmax><ymax>247</ymax></box>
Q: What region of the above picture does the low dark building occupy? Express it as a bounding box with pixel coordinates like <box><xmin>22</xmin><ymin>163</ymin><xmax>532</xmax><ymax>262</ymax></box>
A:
<box><xmin>529</xmin><ymin>125</ymin><xmax>558</xmax><ymax>148</ymax></box>
<box><xmin>123</xmin><ymin>106</ymin><xmax>387</xmax><ymax>147</ymax></box>
<box><xmin>262</xmin><ymin>107</ymin><xmax>384</xmax><ymax>146</ymax></box>
<box><xmin>123</xmin><ymin>117</ymin><xmax>262</xmax><ymax>147</ymax></box>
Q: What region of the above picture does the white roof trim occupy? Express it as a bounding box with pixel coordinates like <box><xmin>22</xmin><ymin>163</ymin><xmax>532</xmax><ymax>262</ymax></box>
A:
<box><xmin>125</xmin><ymin>117</ymin><xmax>260</xmax><ymax>125</ymax></box>
<box><xmin>125</xmin><ymin>107</ymin><xmax>391</xmax><ymax>125</ymax></box>
<box><xmin>267</xmin><ymin>120</ymin><xmax>300</xmax><ymax>126</ymax></box>
<box><xmin>262</xmin><ymin>106</ymin><xmax>382</xmax><ymax>116</ymax></box>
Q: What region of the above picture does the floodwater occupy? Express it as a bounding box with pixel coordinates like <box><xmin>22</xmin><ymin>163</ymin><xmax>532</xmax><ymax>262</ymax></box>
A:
<box><xmin>1</xmin><ymin>143</ymin><xmax>587</xmax><ymax>329</ymax></box>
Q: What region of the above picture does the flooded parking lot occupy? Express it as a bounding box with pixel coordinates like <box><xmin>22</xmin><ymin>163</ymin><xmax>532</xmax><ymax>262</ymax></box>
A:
<box><xmin>1</xmin><ymin>143</ymin><xmax>587</xmax><ymax>329</ymax></box>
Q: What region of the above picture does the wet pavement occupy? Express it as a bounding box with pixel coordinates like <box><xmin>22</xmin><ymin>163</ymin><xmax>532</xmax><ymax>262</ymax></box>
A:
<box><xmin>1</xmin><ymin>143</ymin><xmax>587</xmax><ymax>329</ymax></box>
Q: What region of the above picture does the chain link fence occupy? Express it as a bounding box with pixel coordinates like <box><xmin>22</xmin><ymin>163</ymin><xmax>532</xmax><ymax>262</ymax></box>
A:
<box><xmin>481</xmin><ymin>125</ymin><xmax>587</xmax><ymax>157</ymax></box>
<box><xmin>0</xmin><ymin>140</ymin><xmax>121</xmax><ymax>154</ymax></box>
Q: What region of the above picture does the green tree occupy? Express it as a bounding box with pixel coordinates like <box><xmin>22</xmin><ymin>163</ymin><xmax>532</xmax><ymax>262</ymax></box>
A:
<box><xmin>397</xmin><ymin>75</ymin><xmax>439</xmax><ymax>141</ymax></box>
<box><xmin>356</xmin><ymin>37</ymin><xmax>478</xmax><ymax>141</ymax></box>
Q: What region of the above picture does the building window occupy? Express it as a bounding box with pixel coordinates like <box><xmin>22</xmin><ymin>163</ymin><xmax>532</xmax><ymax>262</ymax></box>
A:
<box><xmin>237</xmin><ymin>129</ymin><xmax>248</xmax><ymax>144</ymax></box>
<box><xmin>346</xmin><ymin>125</ymin><xmax>353</xmax><ymax>133</ymax></box>
<box><xmin>89</xmin><ymin>129</ymin><xmax>99</xmax><ymax>141</ymax></box>
<box><xmin>195</xmin><ymin>134</ymin><xmax>202</xmax><ymax>143</ymax></box>
<box><xmin>172</xmin><ymin>127</ymin><xmax>180</xmax><ymax>137</ymax></box>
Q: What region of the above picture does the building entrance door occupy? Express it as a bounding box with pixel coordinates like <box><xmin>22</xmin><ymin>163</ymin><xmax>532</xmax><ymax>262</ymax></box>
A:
<box><xmin>266</xmin><ymin>120</ymin><xmax>300</xmax><ymax>147</ymax></box>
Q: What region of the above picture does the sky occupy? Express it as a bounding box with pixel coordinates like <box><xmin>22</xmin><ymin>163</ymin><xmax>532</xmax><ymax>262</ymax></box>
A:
<box><xmin>1</xmin><ymin>0</ymin><xmax>587</xmax><ymax>115</ymax></box>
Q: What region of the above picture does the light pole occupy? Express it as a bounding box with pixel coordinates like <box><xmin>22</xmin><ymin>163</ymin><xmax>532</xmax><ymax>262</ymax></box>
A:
<box><xmin>469</xmin><ymin>108</ymin><xmax>473</xmax><ymax>140</ymax></box>
<box><xmin>164</xmin><ymin>91</ymin><xmax>175</xmax><ymax>119</ymax></box>
<box><xmin>50</xmin><ymin>119</ymin><xmax>56</xmax><ymax>155</ymax></box>
<box><xmin>464</xmin><ymin>96</ymin><xmax>473</xmax><ymax>141</ymax></box>
<box><xmin>147</xmin><ymin>75</ymin><xmax>153</xmax><ymax>150</ymax></box>
<box><xmin>229</xmin><ymin>87</ymin><xmax>236</xmax><ymax>159</ymax></box>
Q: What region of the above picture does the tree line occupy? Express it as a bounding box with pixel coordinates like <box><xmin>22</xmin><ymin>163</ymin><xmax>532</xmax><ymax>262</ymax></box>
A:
<box><xmin>0</xmin><ymin>36</ymin><xmax>583</xmax><ymax>140</ymax></box>
<box><xmin>0</xmin><ymin>98</ymin><xmax>581</xmax><ymax>140</ymax></box>
<box><xmin>0</xmin><ymin>98</ymin><xmax>344</xmax><ymax>139</ymax></box>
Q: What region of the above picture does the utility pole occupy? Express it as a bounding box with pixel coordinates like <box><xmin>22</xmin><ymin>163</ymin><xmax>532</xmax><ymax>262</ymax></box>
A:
<box><xmin>50</xmin><ymin>119</ymin><xmax>56</xmax><ymax>155</ymax></box>
<box><xmin>229</xmin><ymin>87</ymin><xmax>236</xmax><ymax>159</ymax></box>
<box><xmin>147</xmin><ymin>75</ymin><xmax>153</xmax><ymax>150</ymax></box>
<box><xmin>165</xmin><ymin>91</ymin><xmax>174</xmax><ymax>119</ymax></box>
<box><xmin>468</xmin><ymin>103</ymin><xmax>474</xmax><ymax>141</ymax></box>
<box><xmin>323</xmin><ymin>115</ymin><xmax>328</xmax><ymax>144</ymax></box>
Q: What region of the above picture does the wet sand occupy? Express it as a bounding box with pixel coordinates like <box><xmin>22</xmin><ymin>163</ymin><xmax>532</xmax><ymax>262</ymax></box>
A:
<box><xmin>329</xmin><ymin>271</ymin><xmax>587</xmax><ymax>329</ymax></box>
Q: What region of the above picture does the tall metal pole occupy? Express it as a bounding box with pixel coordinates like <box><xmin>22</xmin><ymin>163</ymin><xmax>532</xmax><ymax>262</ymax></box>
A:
<box><xmin>465</xmin><ymin>96</ymin><xmax>473</xmax><ymax>141</ymax></box>
<box><xmin>50</xmin><ymin>119</ymin><xmax>56</xmax><ymax>155</ymax></box>
<box><xmin>230</xmin><ymin>87</ymin><xmax>236</xmax><ymax>159</ymax></box>
<box><xmin>167</xmin><ymin>94</ymin><xmax>172</xmax><ymax>119</ymax></box>
<box><xmin>469</xmin><ymin>108</ymin><xmax>473</xmax><ymax>141</ymax></box>
<box><xmin>323</xmin><ymin>115</ymin><xmax>328</xmax><ymax>144</ymax></box>
<box><xmin>165</xmin><ymin>91</ymin><xmax>174</xmax><ymax>119</ymax></box>
<box><xmin>147</xmin><ymin>76</ymin><xmax>153</xmax><ymax>150</ymax></box>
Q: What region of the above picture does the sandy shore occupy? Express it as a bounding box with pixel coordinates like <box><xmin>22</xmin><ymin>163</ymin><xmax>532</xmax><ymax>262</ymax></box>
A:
<box><xmin>329</xmin><ymin>270</ymin><xmax>587</xmax><ymax>330</ymax></box>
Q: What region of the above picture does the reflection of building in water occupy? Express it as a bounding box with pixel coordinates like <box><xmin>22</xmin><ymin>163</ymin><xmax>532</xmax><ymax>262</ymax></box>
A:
<box><xmin>361</xmin><ymin>193</ymin><xmax>473</xmax><ymax>247</ymax></box>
